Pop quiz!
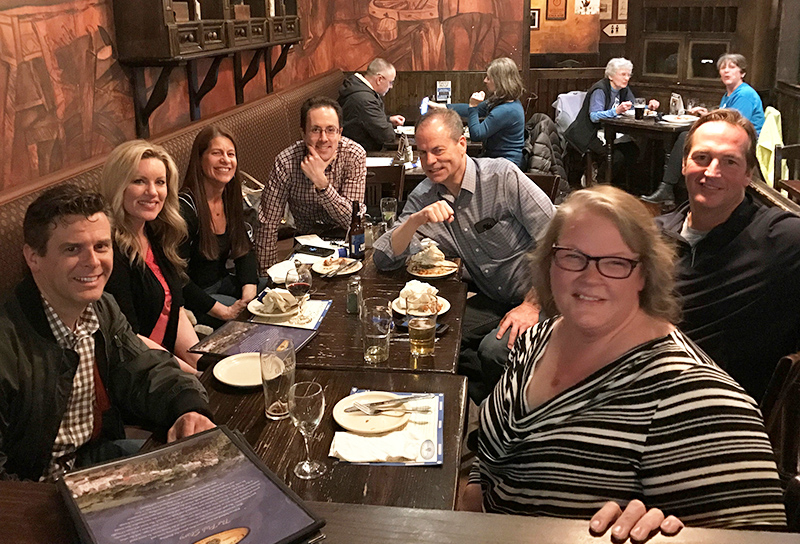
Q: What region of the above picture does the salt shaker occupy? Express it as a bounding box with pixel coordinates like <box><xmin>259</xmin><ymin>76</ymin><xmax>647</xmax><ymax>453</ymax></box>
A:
<box><xmin>346</xmin><ymin>276</ymin><xmax>363</xmax><ymax>314</ymax></box>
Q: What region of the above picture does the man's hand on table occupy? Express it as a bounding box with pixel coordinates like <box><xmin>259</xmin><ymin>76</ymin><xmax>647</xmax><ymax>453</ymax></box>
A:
<box><xmin>168</xmin><ymin>412</ymin><xmax>216</xmax><ymax>442</ymax></box>
<box><xmin>496</xmin><ymin>300</ymin><xmax>540</xmax><ymax>349</ymax></box>
<box><xmin>590</xmin><ymin>500</ymin><xmax>684</xmax><ymax>543</ymax></box>
<box><xmin>301</xmin><ymin>147</ymin><xmax>335</xmax><ymax>190</ymax></box>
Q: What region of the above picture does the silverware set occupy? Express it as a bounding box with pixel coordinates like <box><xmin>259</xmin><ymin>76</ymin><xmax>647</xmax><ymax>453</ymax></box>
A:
<box><xmin>344</xmin><ymin>393</ymin><xmax>435</xmax><ymax>413</ymax></box>
<box><xmin>323</xmin><ymin>259</ymin><xmax>360</xmax><ymax>278</ymax></box>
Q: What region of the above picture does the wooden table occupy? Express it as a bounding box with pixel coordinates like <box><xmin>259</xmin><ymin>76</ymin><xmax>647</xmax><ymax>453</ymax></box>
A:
<box><xmin>160</xmin><ymin>367</ymin><xmax>468</xmax><ymax>510</ymax></box>
<box><xmin>600</xmin><ymin>116</ymin><xmax>693</xmax><ymax>188</ymax></box>
<box><xmin>280</xmin><ymin>253</ymin><xmax>467</xmax><ymax>374</ymax></box>
<box><xmin>5</xmin><ymin>481</ymin><xmax>798</xmax><ymax>544</ymax></box>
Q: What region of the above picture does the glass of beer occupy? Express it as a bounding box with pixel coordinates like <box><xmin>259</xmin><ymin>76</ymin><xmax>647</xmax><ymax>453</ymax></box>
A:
<box><xmin>261</xmin><ymin>338</ymin><xmax>296</xmax><ymax>420</ymax></box>
<box><xmin>634</xmin><ymin>97</ymin><xmax>646</xmax><ymax>120</ymax></box>
<box><xmin>406</xmin><ymin>294</ymin><xmax>438</xmax><ymax>357</ymax></box>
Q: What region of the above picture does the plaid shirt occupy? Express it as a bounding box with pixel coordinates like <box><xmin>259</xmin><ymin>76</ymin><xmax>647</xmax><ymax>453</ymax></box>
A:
<box><xmin>255</xmin><ymin>137</ymin><xmax>366</xmax><ymax>271</ymax></box>
<box><xmin>43</xmin><ymin>298</ymin><xmax>100</xmax><ymax>478</ymax></box>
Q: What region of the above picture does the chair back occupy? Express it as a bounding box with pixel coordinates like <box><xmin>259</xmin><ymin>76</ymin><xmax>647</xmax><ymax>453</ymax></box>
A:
<box><xmin>775</xmin><ymin>144</ymin><xmax>800</xmax><ymax>185</ymax></box>
<box><xmin>760</xmin><ymin>352</ymin><xmax>800</xmax><ymax>488</ymax></box>
<box><xmin>524</xmin><ymin>172</ymin><xmax>561</xmax><ymax>203</ymax></box>
<box><xmin>365</xmin><ymin>165</ymin><xmax>405</xmax><ymax>208</ymax></box>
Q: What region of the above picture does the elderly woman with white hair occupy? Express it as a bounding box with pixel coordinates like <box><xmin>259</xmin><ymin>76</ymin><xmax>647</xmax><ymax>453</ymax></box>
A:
<box><xmin>565</xmin><ymin>58</ymin><xmax>658</xmax><ymax>184</ymax></box>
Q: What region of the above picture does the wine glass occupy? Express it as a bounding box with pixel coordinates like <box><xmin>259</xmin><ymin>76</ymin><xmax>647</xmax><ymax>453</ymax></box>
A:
<box><xmin>285</xmin><ymin>265</ymin><xmax>312</xmax><ymax>324</ymax></box>
<box><xmin>288</xmin><ymin>381</ymin><xmax>326</xmax><ymax>480</ymax></box>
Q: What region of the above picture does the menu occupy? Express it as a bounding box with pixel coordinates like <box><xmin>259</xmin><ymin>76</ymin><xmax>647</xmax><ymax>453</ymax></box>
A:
<box><xmin>188</xmin><ymin>321</ymin><xmax>317</xmax><ymax>356</ymax></box>
<box><xmin>58</xmin><ymin>427</ymin><xmax>324</xmax><ymax>544</ymax></box>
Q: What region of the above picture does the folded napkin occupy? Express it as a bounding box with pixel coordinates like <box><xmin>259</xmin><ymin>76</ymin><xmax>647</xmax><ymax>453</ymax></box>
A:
<box><xmin>257</xmin><ymin>289</ymin><xmax>297</xmax><ymax>313</ymax></box>
<box><xmin>398</xmin><ymin>280</ymin><xmax>438</xmax><ymax>311</ymax></box>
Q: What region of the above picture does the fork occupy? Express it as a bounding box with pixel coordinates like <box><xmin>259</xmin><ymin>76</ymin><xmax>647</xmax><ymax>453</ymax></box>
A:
<box><xmin>352</xmin><ymin>401</ymin><xmax>432</xmax><ymax>416</ymax></box>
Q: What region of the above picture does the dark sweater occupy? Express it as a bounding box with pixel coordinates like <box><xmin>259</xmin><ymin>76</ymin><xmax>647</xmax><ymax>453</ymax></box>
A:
<box><xmin>565</xmin><ymin>78</ymin><xmax>634</xmax><ymax>153</ymax></box>
<box><xmin>338</xmin><ymin>74</ymin><xmax>396</xmax><ymax>152</ymax></box>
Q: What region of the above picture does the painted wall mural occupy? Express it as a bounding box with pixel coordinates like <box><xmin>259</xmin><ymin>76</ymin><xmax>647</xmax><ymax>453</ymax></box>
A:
<box><xmin>0</xmin><ymin>0</ymin><xmax>134</xmax><ymax>190</ymax></box>
<box><xmin>273</xmin><ymin>0</ymin><xmax>524</xmax><ymax>89</ymax></box>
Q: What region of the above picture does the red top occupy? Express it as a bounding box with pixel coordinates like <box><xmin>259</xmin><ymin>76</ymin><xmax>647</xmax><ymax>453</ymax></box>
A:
<box><xmin>145</xmin><ymin>245</ymin><xmax>172</xmax><ymax>346</ymax></box>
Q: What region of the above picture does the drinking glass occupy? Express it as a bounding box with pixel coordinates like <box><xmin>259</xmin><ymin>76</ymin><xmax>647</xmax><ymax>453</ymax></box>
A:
<box><xmin>634</xmin><ymin>97</ymin><xmax>646</xmax><ymax>120</ymax></box>
<box><xmin>361</xmin><ymin>297</ymin><xmax>392</xmax><ymax>364</ymax></box>
<box><xmin>261</xmin><ymin>338</ymin><xmax>295</xmax><ymax>420</ymax></box>
<box><xmin>380</xmin><ymin>197</ymin><xmax>398</xmax><ymax>228</ymax></box>
<box><xmin>288</xmin><ymin>381</ymin><xmax>326</xmax><ymax>479</ymax></box>
<box><xmin>285</xmin><ymin>265</ymin><xmax>312</xmax><ymax>324</ymax></box>
<box><xmin>405</xmin><ymin>296</ymin><xmax>438</xmax><ymax>357</ymax></box>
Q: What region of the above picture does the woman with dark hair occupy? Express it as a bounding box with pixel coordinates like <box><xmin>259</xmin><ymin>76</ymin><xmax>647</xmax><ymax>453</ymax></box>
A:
<box><xmin>179</xmin><ymin>125</ymin><xmax>262</xmax><ymax>328</ymax></box>
<box><xmin>430</xmin><ymin>57</ymin><xmax>526</xmax><ymax>169</ymax></box>
<box><xmin>463</xmin><ymin>186</ymin><xmax>785</xmax><ymax>536</ymax></box>
<box><xmin>101</xmin><ymin>140</ymin><xmax>200</xmax><ymax>373</ymax></box>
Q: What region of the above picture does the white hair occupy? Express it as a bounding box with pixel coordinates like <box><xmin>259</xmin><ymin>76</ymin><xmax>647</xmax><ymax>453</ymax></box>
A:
<box><xmin>605</xmin><ymin>57</ymin><xmax>634</xmax><ymax>79</ymax></box>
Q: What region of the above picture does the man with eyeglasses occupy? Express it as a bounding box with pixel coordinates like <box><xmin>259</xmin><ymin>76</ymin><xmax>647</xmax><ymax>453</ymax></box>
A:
<box><xmin>256</xmin><ymin>96</ymin><xmax>367</xmax><ymax>270</ymax></box>
<box><xmin>338</xmin><ymin>58</ymin><xmax>406</xmax><ymax>152</ymax></box>
<box><xmin>656</xmin><ymin>109</ymin><xmax>800</xmax><ymax>403</ymax></box>
<box><xmin>373</xmin><ymin>108</ymin><xmax>555</xmax><ymax>402</ymax></box>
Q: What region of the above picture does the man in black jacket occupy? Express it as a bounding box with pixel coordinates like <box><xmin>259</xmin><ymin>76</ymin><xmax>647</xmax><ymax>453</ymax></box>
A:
<box><xmin>338</xmin><ymin>58</ymin><xmax>405</xmax><ymax>151</ymax></box>
<box><xmin>656</xmin><ymin>109</ymin><xmax>800</xmax><ymax>403</ymax></box>
<box><xmin>0</xmin><ymin>185</ymin><xmax>214</xmax><ymax>481</ymax></box>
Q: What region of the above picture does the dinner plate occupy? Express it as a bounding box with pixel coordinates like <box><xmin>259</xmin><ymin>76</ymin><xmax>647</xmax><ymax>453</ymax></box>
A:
<box><xmin>213</xmin><ymin>352</ymin><xmax>261</xmax><ymax>388</ymax></box>
<box><xmin>662</xmin><ymin>114</ymin><xmax>698</xmax><ymax>125</ymax></box>
<box><xmin>311</xmin><ymin>257</ymin><xmax>363</xmax><ymax>276</ymax></box>
<box><xmin>406</xmin><ymin>260</ymin><xmax>458</xmax><ymax>278</ymax></box>
<box><xmin>391</xmin><ymin>296</ymin><xmax>450</xmax><ymax>316</ymax></box>
<box><xmin>332</xmin><ymin>391</ymin><xmax>411</xmax><ymax>435</ymax></box>
<box><xmin>247</xmin><ymin>298</ymin><xmax>300</xmax><ymax>319</ymax></box>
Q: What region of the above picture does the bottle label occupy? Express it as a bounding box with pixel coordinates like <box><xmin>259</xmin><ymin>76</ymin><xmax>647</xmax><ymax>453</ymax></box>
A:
<box><xmin>349</xmin><ymin>234</ymin><xmax>365</xmax><ymax>258</ymax></box>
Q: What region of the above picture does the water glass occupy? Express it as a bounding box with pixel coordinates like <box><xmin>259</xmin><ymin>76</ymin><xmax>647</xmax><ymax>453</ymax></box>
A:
<box><xmin>261</xmin><ymin>338</ymin><xmax>296</xmax><ymax>420</ymax></box>
<box><xmin>405</xmin><ymin>296</ymin><xmax>438</xmax><ymax>357</ymax></box>
<box><xmin>289</xmin><ymin>381</ymin><xmax>326</xmax><ymax>479</ymax></box>
<box><xmin>380</xmin><ymin>197</ymin><xmax>398</xmax><ymax>228</ymax></box>
<box><xmin>361</xmin><ymin>297</ymin><xmax>392</xmax><ymax>364</ymax></box>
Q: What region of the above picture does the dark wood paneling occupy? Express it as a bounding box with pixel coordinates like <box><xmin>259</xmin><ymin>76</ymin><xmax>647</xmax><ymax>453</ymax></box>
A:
<box><xmin>776</xmin><ymin>81</ymin><xmax>800</xmax><ymax>147</ymax></box>
<box><xmin>528</xmin><ymin>67</ymin><xmax>605</xmax><ymax>116</ymax></box>
<box><xmin>383</xmin><ymin>71</ymin><xmax>488</xmax><ymax>122</ymax></box>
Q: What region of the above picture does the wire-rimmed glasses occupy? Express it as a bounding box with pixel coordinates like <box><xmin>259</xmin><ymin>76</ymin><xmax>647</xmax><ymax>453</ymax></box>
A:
<box><xmin>551</xmin><ymin>246</ymin><xmax>640</xmax><ymax>279</ymax></box>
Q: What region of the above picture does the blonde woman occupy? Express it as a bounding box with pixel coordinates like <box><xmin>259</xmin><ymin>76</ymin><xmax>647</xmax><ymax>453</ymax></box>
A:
<box><xmin>102</xmin><ymin>140</ymin><xmax>200</xmax><ymax>373</ymax></box>
<box><xmin>430</xmin><ymin>57</ymin><xmax>526</xmax><ymax>169</ymax></box>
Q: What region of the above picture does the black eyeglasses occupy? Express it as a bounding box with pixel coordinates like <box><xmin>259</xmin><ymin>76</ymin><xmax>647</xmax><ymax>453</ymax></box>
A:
<box><xmin>551</xmin><ymin>246</ymin><xmax>640</xmax><ymax>279</ymax></box>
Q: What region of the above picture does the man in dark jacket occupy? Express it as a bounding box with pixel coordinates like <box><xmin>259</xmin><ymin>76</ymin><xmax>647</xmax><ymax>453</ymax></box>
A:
<box><xmin>0</xmin><ymin>185</ymin><xmax>214</xmax><ymax>481</ymax></box>
<box><xmin>338</xmin><ymin>58</ymin><xmax>405</xmax><ymax>151</ymax></box>
<box><xmin>656</xmin><ymin>109</ymin><xmax>800</xmax><ymax>403</ymax></box>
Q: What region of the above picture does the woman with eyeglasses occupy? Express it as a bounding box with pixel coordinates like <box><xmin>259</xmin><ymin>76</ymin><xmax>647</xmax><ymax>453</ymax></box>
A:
<box><xmin>462</xmin><ymin>186</ymin><xmax>785</xmax><ymax>536</ymax></box>
<box><xmin>179</xmin><ymin>125</ymin><xmax>263</xmax><ymax>329</ymax></box>
<box><xmin>430</xmin><ymin>57</ymin><xmax>526</xmax><ymax>169</ymax></box>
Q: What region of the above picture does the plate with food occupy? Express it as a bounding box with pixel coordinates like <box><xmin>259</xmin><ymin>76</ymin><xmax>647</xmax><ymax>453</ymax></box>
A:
<box><xmin>247</xmin><ymin>290</ymin><xmax>300</xmax><ymax>319</ymax></box>
<box><xmin>392</xmin><ymin>296</ymin><xmax>449</xmax><ymax>316</ymax></box>
<box><xmin>212</xmin><ymin>352</ymin><xmax>261</xmax><ymax>388</ymax></box>
<box><xmin>407</xmin><ymin>244</ymin><xmax>458</xmax><ymax>278</ymax></box>
<box><xmin>332</xmin><ymin>391</ymin><xmax>411</xmax><ymax>435</ymax></box>
<box><xmin>662</xmin><ymin>114</ymin><xmax>699</xmax><ymax>125</ymax></box>
<box><xmin>623</xmin><ymin>109</ymin><xmax>657</xmax><ymax>118</ymax></box>
<box><xmin>311</xmin><ymin>256</ymin><xmax>363</xmax><ymax>276</ymax></box>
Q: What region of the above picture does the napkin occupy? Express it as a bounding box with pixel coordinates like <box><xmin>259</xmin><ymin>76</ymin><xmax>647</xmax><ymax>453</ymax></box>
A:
<box><xmin>410</xmin><ymin>244</ymin><xmax>446</xmax><ymax>266</ymax></box>
<box><xmin>258</xmin><ymin>289</ymin><xmax>297</xmax><ymax>313</ymax></box>
<box><xmin>398</xmin><ymin>280</ymin><xmax>438</xmax><ymax>311</ymax></box>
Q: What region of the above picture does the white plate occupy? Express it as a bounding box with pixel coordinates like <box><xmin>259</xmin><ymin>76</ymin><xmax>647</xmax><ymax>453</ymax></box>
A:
<box><xmin>662</xmin><ymin>114</ymin><xmax>698</xmax><ymax>125</ymax></box>
<box><xmin>623</xmin><ymin>109</ymin><xmax>657</xmax><ymax>118</ymax></box>
<box><xmin>247</xmin><ymin>298</ymin><xmax>299</xmax><ymax>319</ymax></box>
<box><xmin>213</xmin><ymin>352</ymin><xmax>261</xmax><ymax>388</ymax></box>
<box><xmin>391</xmin><ymin>296</ymin><xmax>450</xmax><ymax>316</ymax></box>
<box><xmin>332</xmin><ymin>391</ymin><xmax>411</xmax><ymax>435</ymax></box>
<box><xmin>406</xmin><ymin>260</ymin><xmax>458</xmax><ymax>279</ymax></box>
<box><xmin>266</xmin><ymin>260</ymin><xmax>296</xmax><ymax>284</ymax></box>
<box><xmin>311</xmin><ymin>258</ymin><xmax>363</xmax><ymax>276</ymax></box>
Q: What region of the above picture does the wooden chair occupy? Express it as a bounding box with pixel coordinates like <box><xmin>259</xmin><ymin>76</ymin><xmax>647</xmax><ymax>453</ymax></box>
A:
<box><xmin>760</xmin><ymin>351</ymin><xmax>800</xmax><ymax>529</ymax></box>
<box><xmin>365</xmin><ymin>164</ymin><xmax>406</xmax><ymax>209</ymax></box>
<box><xmin>774</xmin><ymin>144</ymin><xmax>800</xmax><ymax>203</ymax></box>
<box><xmin>524</xmin><ymin>172</ymin><xmax>562</xmax><ymax>203</ymax></box>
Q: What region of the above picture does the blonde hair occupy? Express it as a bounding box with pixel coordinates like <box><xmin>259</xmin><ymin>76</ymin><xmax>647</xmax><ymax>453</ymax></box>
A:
<box><xmin>100</xmin><ymin>140</ymin><xmax>187</xmax><ymax>276</ymax></box>
<box><xmin>532</xmin><ymin>186</ymin><xmax>680</xmax><ymax>323</ymax></box>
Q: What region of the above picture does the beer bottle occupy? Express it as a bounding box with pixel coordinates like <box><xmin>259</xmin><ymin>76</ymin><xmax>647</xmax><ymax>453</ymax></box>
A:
<box><xmin>347</xmin><ymin>201</ymin><xmax>365</xmax><ymax>259</ymax></box>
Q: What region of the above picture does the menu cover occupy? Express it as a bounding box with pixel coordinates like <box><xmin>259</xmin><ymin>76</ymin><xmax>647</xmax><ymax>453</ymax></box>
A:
<box><xmin>188</xmin><ymin>321</ymin><xmax>317</xmax><ymax>356</ymax></box>
<box><xmin>57</xmin><ymin>426</ymin><xmax>325</xmax><ymax>544</ymax></box>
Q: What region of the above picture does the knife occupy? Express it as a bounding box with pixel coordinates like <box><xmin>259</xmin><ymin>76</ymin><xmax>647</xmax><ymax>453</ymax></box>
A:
<box><xmin>324</xmin><ymin>259</ymin><xmax>359</xmax><ymax>278</ymax></box>
<box><xmin>344</xmin><ymin>393</ymin><xmax>435</xmax><ymax>413</ymax></box>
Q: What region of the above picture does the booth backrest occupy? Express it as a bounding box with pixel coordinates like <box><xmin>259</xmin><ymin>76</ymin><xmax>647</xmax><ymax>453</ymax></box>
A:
<box><xmin>0</xmin><ymin>69</ymin><xmax>344</xmax><ymax>298</ymax></box>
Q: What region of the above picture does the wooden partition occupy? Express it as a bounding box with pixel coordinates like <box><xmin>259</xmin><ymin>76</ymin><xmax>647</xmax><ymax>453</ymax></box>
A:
<box><xmin>383</xmin><ymin>71</ymin><xmax>487</xmax><ymax>122</ymax></box>
<box><xmin>527</xmin><ymin>67</ymin><xmax>605</xmax><ymax>116</ymax></box>
<box><xmin>776</xmin><ymin>81</ymin><xmax>800</xmax><ymax>148</ymax></box>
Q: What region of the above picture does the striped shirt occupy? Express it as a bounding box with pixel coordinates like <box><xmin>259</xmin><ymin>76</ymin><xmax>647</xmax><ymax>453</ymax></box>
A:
<box><xmin>255</xmin><ymin>138</ymin><xmax>366</xmax><ymax>271</ymax></box>
<box><xmin>471</xmin><ymin>318</ymin><xmax>786</xmax><ymax>528</ymax></box>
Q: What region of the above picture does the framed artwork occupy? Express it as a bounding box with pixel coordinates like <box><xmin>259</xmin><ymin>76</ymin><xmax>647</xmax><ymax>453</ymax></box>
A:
<box><xmin>530</xmin><ymin>8</ymin><xmax>540</xmax><ymax>30</ymax></box>
<box><xmin>546</xmin><ymin>0</ymin><xmax>567</xmax><ymax>20</ymax></box>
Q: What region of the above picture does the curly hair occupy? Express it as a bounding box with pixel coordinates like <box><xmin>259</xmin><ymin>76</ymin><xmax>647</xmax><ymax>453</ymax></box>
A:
<box><xmin>531</xmin><ymin>185</ymin><xmax>680</xmax><ymax>323</ymax></box>
<box><xmin>180</xmin><ymin>125</ymin><xmax>250</xmax><ymax>261</ymax></box>
<box><xmin>100</xmin><ymin>140</ymin><xmax>187</xmax><ymax>277</ymax></box>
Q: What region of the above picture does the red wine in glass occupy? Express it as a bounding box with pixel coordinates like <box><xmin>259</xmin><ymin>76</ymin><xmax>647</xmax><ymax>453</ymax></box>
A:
<box><xmin>287</xmin><ymin>282</ymin><xmax>311</xmax><ymax>299</ymax></box>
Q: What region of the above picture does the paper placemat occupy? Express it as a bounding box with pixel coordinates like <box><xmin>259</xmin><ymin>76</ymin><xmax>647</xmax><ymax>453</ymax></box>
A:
<box><xmin>250</xmin><ymin>299</ymin><xmax>331</xmax><ymax>330</ymax></box>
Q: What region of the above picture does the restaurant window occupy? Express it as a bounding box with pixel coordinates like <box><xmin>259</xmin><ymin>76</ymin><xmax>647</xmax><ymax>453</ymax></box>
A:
<box><xmin>688</xmin><ymin>41</ymin><xmax>729</xmax><ymax>80</ymax></box>
<box><xmin>643</xmin><ymin>40</ymin><xmax>680</xmax><ymax>77</ymax></box>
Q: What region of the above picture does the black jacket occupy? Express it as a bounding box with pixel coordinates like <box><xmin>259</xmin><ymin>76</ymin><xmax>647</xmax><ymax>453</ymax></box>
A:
<box><xmin>565</xmin><ymin>78</ymin><xmax>634</xmax><ymax>153</ymax></box>
<box><xmin>338</xmin><ymin>75</ymin><xmax>395</xmax><ymax>152</ymax></box>
<box><xmin>0</xmin><ymin>275</ymin><xmax>211</xmax><ymax>480</ymax></box>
